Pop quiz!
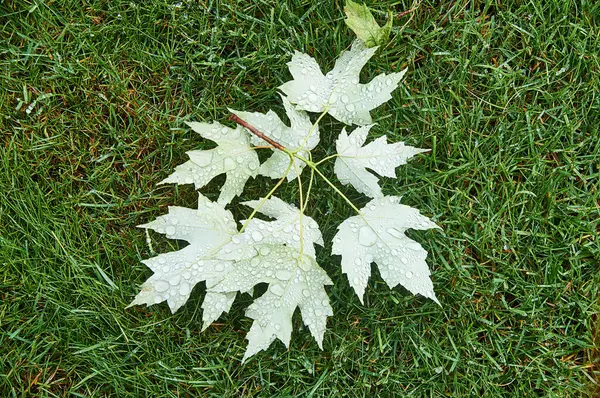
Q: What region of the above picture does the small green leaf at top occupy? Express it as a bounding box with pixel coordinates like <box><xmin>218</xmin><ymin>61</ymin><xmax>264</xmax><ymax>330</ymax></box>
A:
<box><xmin>343</xmin><ymin>0</ymin><xmax>393</xmax><ymax>48</ymax></box>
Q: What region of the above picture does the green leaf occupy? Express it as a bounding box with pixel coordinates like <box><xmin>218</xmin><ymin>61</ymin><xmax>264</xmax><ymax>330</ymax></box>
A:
<box><xmin>343</xmin><ymin>0</ymin><xmax>393</xmax><ymax>48</ymax></box>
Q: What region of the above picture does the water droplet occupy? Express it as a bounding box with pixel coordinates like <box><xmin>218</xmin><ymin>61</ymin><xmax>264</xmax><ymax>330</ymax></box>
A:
<box><xmin>341</xmin><ymin>95</ymin><xmax>349</xmax><ymax>103</ymax></box>
<box><xmin>251</xmin><ymin>257</ymin><xmax>261</xmax><ymax>267</ymax></box>
<box><xmin>251</xmin><ymin>231</ymin><xmax>263</xmax><ymax>242</ymax></box>
<box><xmin>401</xmin><ymin>257</ymin><xmax>408</xmax><ymax>264</ymax></box>
<box><xmin>352</xmin><ymin>277</ymin><xmax>360</xmax><ymax>285</ymax></box>
<box><xmin>329</xmin><ymin>93</ymin><xmax>338</xmax><ymax>103</ymax></box>
<box><xmin>387</xmin><ymin>228</ymin><xmax>403</xmax><ymax>239</ymax></box>
<box><xmin>223</xmin><ymin>157</ymin><xmax>236</xmax><ymax>171</ymax></box>
<box><xmin>270</xmin><ymin>283</ymin><xmax>285</xmax><ymax>296</ymax></box>
<box><xmin>321</xmin><ymin>299</ymin><xmax>329</xmax><ymax>306</ymax></box>
<box><xmin>171</xmin><ymin>218</ymin><xmax>179</xmax><ymax>225</ymax></box>
<box><xmin>385</xmin><ymin>78</ymin><xmax>392</xmax><ymax>86</ymax></box>
<box><xmin>165</xmin><ymin>226</ymin><xmax>176</xmax><ymax>235</ymax></box>
<box><xmin>260</xmin><ymin>246</ymin><xmax>271</xmax><ymax>256</ymax></box>
<box><xmin>155</xmin><ymin>280</ymin><xmax>169</xmax><ymax>292</ymax></box>
<box><xmin>193</xmin><ymin>151</ymin><xmax>213</xmax><ymax>167</ymax></box>
<box><xmin>354</xmin><ymin>257</ymin><xmax>362</xmax><ymax>265</ymax></box>
<box><xmin>283</xmin><ymin>225</ymin><xmax>293</xmax><ymax>233</ymax></box>
<box><xmin>301</xmin><ymin>68</ymin><xmax>307</xmax><ymax>74</ymax></box>
<box><xmin>346</xmin><ymin>103</ymin><xmax>355</xmax><ymax>112</ymax></box>
<box><xmin>406</xmin><ymin>241</ymin><xmax>421</xmax><ymax>251</ymax></box>
<box><xmin>179</xmin><ymin>282</ymin><xmax>191</xmax><ymax>295</ymax></box>
<box><xmin>274</xmin><ymin>323</ymin><xmax>281</xmax><ymax>330</ymax></box>
<box><xmin>308</xmin><ymin>93</ymin><xmax>318</xmax><ymax>102</ymax></box>
<box><xmin>302</xmin><ymin>289</ymin><xmax>310</xmax><ymax>297</ymax></box>
<box><xmin>169</xmin><ymin>275</ymin><xmax>181</xmax><ymax>285</ymax></box>
<box><xmin>215</xmin><ymin>263</ymin><xmax>224</xmax><ymax>272</ymax></box>
<box><xmin>236</xmin><ymin>156</ymin><xmax>244</xmax><ymax>164</ymax></box>
<box><xmin>275</xmin><ymin>269</ymin><xmax>292</xmax><ymax>280</ymax></box>
<box><xmin>358</xmin><ymin>226</ymin><xmax>377</xmax><ymax>246</ymax></box>
<box><xmin>405</xmin><ymin>271</ymin><xmax>413</xmax><ymax>279</ymax></box>
<box><xmin>314</xmin><ymin>308</ymin><xmax>323</xmax><ymax>316</ymax></box>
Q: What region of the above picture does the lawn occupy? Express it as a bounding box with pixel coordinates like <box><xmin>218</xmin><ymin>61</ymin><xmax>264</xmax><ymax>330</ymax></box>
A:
<box><xmin>1</xmin><ymin>0</ymin><xmax>599</xmax><ymax>396</ymax></box>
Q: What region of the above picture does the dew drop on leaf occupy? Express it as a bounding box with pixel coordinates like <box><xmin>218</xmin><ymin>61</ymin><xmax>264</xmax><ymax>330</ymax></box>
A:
<box><xmin>195</xmin><ymin>151</ymin><xmax>213</xmax><ymax>167</ymax></box>
<box><xmin>251</xmin><ymin>231</ymin><xmax>263</xmax><ymax>242</ymax></box>
<box><xmin>223</xmin><ymin>157</ymin><xmax>236</xmax><ymax>171</ymax></box>
<box><xmin>387</xmin><ymin>228</ymin><xmax>403</xmax><ymax>239</ymax></box>
<box><xmin>275</xmin><ymin>269</ymin><xmax>292</xmax><ymax>281</ymax></box>
<box><xmin>155</xmin><ymin>280</ymin><xmax>169</xmax><ymax>293</ymax></box>
<box><xmin>270</xmin><ymin>283</ymin><xmax>285</xmax><ymax>296</ymax></box>
<box><xmin>358</xmin><ymin>226</ymin><xmax>377</xmax><ymax>246</ymax></box>
<box><xmin>180</xmin><ymin>282</ymin><xmax>191</xmax><ymax>295</ymax></box>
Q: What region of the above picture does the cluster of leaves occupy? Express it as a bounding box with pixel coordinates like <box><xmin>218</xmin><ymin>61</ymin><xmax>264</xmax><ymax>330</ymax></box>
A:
<box><xmin>130</xmin><ymin>3</ymin><xmax>440</xmax><ymax>361</ymax></box>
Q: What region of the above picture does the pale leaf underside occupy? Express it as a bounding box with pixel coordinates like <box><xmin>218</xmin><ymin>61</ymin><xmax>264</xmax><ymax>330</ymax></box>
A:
<box><xmin>132</xmin><ymin>195</ymin><xmax>332</xmax><ymax>361</ymax></box>
<box><xmin>229</xmin><ymin>95</ymin><xmax>319</xmax><ymax>181</ymax></box>
<box><xmin>211</xmin><ymin>244</ymin><xmax>333</xmax><ymax>362</ymax></box>
<box><xmin>218</xmin><ymin>196</ymin><xmax>323</xmax><ymax>260</ymax></box>
<box><xmin>159</xmin><ymin>122</ymin><xmax>260</xmax><ymax>205</ymax></box>
<box><xmin>132</xmin><ymin>35</ymin><xmax>441</xmax><ymax>362</ymax></box>
<box><xmin>279</xmin><ymin>39</ymin><xmax>407</xmax><ymax>126</ymax></box>
<box><xmin>334</xmin><ymin>125</ymin><xmax>428</xmax><ymax>198</ymax></box>
<box><xmin>129</xmin><ymin>194</ymin><xmax>237</xmax><ymax>316</ymax></box>
<box><xmin>332</xmin><ymin>196</ymin><xmax>440</xmax><ymax>303</ymax></box>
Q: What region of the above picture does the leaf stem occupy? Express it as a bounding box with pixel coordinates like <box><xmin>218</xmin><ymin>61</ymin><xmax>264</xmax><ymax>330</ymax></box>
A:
<box><xmin>294</xmin><ymin>107</ymin><xmax>329</xmax><ymax>154</ymax></box>
<box><xmin>230</xmin><ymin>114</ymin><xmax>286</xmax><ymax>151</ymax></box>
<box><xmin>294</xmin><ymin>154</ymin><xmax>364</xmax><ymax>216</ymax></box>
<box><xmin>314</xmin><ymin>153</ymin><xmax>340</xmax><ymax>166</ymax></box>
<box><xmin>291</xmin><ymin>159</ymin><xmax>305</xmax><ymax>256</ymax></box>
<box><xmin>302</xmin><ymin>154</ymin><xmax>315</xmax><ymax>213</ymax></box>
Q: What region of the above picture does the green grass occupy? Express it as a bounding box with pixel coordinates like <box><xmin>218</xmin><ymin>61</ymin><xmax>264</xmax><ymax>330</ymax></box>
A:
<box><xmin>1</xmin><ymin>0</ymin><xmax>599</xmax><ymax>396</ymax></box>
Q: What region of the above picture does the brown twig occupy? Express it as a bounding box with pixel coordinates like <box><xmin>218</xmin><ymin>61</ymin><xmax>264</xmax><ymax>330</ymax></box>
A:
<box><xmin>229</xmin><ymin>114</ymin><xmax>286</xmax><ymax>151</ymax></box>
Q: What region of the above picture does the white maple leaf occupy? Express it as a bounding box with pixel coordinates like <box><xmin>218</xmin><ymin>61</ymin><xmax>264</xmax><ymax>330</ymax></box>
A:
<box><xmin>334</xmin><ymin>124</ymin><xmax>428</xmax><ymax>198</ymax></box>
<box><xmin>132</xmin><ymin>195</ymin><xmax>333</xmax><ymax>360</ymax></box>
<box><xmin>129</xmin><ymin>194</ymin><xmax>237</xmax><ymax>322</ymax></box>
<box><xmin>229</xmin><ymin>95</ymin><xmax>319</xmax><ymax>181</ymax></box>
<box><xmin>210</xmin><ymin>244</ymin><xmax>333</xmax><ymax>362</ymax></box>
<box><xmin>279</xmin><ymin>39</ymin><xmax>407</xmax><ymax>125</ymax></box>
<box><xmin>219</xmin><ymin>196</ymin><xmax>323</xmax><ymax>260</ymax></box>
<box><xmin>332</xmin><ymin>196</ymin><xmax>440</xmax><ymax>304</ymax></box>
<box><xmin>160</xmin><ymin>121</ymin><xmax>260</xmax><ymax>205</ymax></box>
